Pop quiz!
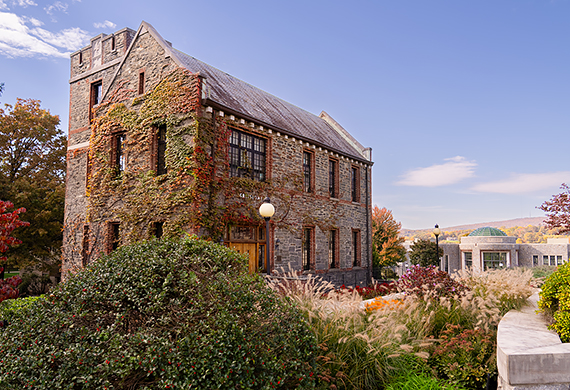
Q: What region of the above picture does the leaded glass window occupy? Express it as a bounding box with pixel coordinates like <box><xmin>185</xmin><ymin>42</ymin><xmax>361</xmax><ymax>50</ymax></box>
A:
<box><xmin>229</xmin><ymin>128</ymin><xmax>266</xmax><ymax>181</ymax></box>
<box><xmin>303</xmin><ymin>151</ymin><xmax>312</xmax><ymax>192</ymax></box>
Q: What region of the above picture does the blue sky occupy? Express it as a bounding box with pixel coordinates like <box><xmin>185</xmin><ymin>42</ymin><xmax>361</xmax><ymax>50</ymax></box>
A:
<box><xmin>1</xmin><ymin>0</ymin><xmax>569</xmax><ymax>229</ymax></box>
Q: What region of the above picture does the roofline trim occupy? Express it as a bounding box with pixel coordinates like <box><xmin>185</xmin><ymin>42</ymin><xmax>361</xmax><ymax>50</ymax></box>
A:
<box><xmin>204</xmin><ymin>99</ymin><xmax>373</xmax><ymax>165</ymax></box>
<box><xmin>319</xmin><ymin>111</ymin><xmax>370</xmax><ymax>161</ymax></box>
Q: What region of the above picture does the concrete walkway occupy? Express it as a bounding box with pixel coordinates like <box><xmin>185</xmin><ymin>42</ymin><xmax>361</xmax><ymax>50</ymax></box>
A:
<box><xmin>497</xmin><ymin>292</ymin><xmax>570</xmax><ymax>390</ymax></box>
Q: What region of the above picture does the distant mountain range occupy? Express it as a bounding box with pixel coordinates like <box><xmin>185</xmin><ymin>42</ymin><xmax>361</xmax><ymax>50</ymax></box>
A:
<box><xmin>401</xmin><ymin>217</ymin><xmax>546</xmax><ymax>236</ymax></box>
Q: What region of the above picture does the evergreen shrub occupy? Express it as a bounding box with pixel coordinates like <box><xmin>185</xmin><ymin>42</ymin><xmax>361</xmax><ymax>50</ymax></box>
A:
<box><xmin>538</xmin><ymin>261</ymin><xmax>570</xmax><ymax>342</ymax></box>
<box><xmin>0</xmin><ymin>237</ymin><xmax>318</xmax><ymax>389</ymax></box>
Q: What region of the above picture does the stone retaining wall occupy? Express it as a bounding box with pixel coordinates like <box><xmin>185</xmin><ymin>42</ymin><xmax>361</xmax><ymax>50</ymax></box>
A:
<box><xmin>497</xmin><ymin>292</ymin><xmax>570</xmax><ymax>390</ymax></box>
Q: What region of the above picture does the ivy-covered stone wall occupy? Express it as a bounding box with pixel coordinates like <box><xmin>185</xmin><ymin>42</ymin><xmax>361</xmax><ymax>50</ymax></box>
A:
<box><xmin>63</xmin><ymin>24</ymin><xmax>372</xmax><ymax>287</ymax></box>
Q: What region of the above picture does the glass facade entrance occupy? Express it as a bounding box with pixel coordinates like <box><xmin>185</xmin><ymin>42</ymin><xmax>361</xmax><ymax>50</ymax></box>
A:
<box><xmin>483</xmin><ymin>252</ymin><xmax>507</xmax><ymax>270</ymax></box>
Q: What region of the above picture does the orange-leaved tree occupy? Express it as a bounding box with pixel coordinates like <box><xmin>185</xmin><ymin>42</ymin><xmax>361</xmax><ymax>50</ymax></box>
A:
<box><xmin>371</xmin><ymin>206</ymin><xmax>406</xmax><ymax>272</ymax></box>
<box><xmin>0</xmin><ymin>98</ymin><xmax>64</xmax><ymax>273</ymax></box>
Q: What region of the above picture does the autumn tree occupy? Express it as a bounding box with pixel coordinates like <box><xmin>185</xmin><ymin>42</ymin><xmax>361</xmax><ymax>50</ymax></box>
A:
<box><xmin>0</xmin><ymin>98</ymin><xmax>65</xmax><ymax>273</ymax></box>
<box><xmin>371</xmin><ymin>206</ymin><xmax>406</xmax><ymax>272</ymax></box>
<box><xmin>0</xmin><ymin>200</ymin><xmax>29</xmax><ymax>278</ymax></box>
<box><xmin>409</xmin><ymin>238</ymin><xmax>443</xmax><ymax>267</ymax></box>
<box><xmin>539</xmin><ymin>184</ymin><xmax>570</xmax><ymax>234</ymax></box>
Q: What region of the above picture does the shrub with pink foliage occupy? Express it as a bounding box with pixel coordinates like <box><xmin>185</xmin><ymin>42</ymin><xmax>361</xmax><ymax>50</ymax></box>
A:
<box><xmin>397</xmin><ymin>265</ymin><xmax>467</xmax><ymax>298</ymax></box>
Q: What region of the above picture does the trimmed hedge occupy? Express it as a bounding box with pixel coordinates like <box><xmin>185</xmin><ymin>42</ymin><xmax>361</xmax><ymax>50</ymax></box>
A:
<box><xmin>0</xmin><ymin>237</ymin><xmax>318</xmax><ymax>389</ymax></box>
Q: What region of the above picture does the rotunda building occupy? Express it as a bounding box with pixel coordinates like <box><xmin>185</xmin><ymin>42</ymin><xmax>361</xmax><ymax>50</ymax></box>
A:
<box><xmin>458</xmin><ymin>227</ymin><xmax>518</xmax><ymax>272</ymax></box>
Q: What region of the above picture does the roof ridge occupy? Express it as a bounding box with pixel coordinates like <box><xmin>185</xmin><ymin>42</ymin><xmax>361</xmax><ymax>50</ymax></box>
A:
<box><xmin>98</xmin><ymin>21</ymin><xmax>372</xmax><ymax>163</ymax></box>
<box><xmin>171</xmin><ymin>48</ymin><xmax>330</xmax><ymax>120</ymax></box>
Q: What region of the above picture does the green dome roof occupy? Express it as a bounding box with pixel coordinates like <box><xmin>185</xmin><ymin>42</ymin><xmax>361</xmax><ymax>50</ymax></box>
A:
<box><xmin>468</xmin><ymin>227</ymin><xmax>507</xmax><ymax>237</ymax></box>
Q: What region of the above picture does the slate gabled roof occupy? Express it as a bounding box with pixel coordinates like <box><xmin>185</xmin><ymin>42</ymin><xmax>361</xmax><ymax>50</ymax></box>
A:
<box><xmin>141</xmin><ymin>22</ymin><xmax>371</xmax><ymax>162</ymax></box>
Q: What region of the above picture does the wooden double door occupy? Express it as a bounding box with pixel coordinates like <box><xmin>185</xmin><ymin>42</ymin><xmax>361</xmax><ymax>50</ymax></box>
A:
<box><xmin>229</xmin><ymin>242</ymin><xmax>265</xmax><ymax>274</ymax></box>
<box><xmin>226</xmin><ymin>226</ymin><xmax>266</xmax><ymax>274</ymax></box>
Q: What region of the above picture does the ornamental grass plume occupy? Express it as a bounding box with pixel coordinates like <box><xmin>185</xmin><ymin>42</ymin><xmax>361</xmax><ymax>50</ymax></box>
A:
<box><xmin>270</xmin><ymin>268</ymin><xmax>431</xmax><ymax>389</ymax></box>
<box><xmin>456</xmin><ymin>267</ymin><xmax>535</xmax><ymax>316</ymax></box>
<box><xmin>270</xmin><ymin>266</ymin><xmax>535</xmax><ymax>390</ymax></box>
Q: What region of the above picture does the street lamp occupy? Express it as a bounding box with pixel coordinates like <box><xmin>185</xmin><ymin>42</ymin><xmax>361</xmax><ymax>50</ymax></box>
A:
<box><xmin>259</xmin><ymin>198</ymin><xmax>275</xmax><ymax>275</ymax></box>
<box><xmin>433</xmin><ymin>224</ymin><xmax>441</xmax><ymax>267</ymax></box>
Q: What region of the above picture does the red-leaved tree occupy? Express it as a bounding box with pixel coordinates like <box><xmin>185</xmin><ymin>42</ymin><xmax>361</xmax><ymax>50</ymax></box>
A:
<box><xmin>0</xmin><ymin>200</ymin><xmax>28</xmax><ymax>301</ymax></box>
<box><xmin>539</xmin><ymin>184</ymin><xmax>570</xmax><ymax>234</ymax></box>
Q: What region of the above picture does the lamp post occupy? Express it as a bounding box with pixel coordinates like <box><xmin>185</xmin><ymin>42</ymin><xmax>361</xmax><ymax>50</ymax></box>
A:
<box><xmin>433</xmin><ymin>224</ymin><xmax>441</xmax><ymax>267</ymax></box>
<box><xmin>259</xmin><ymin>198</ymin><xmax>275</xmax><ymax>275</ymax></box>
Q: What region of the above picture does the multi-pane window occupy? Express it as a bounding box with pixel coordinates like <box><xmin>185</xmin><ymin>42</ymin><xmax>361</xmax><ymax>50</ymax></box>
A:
<box><xmin>229</xmin><ymin>128</ymin><xmax>266</xmax><ymax>181</ymax></box>
<box><xmin>303</xmin><ymin>151</ymin><xmax>313</xmax><ymax>192</ymax></box>
<box><xmin>156</xmin><ymin>125</ymin><xmax>167</xmax><ymax>175</ymax></box>
<box><xmin>351</xmin><ymin>166</ymin><xmax>360</xmax><ymax>202</ymax></box>
<box><xmin>108</xmin><ymin>222</ymin><xmax>120</xmax><ymax>253</ymax></box>
<box><xmin>329</xmin><ymin>159</ymin><xmax>338</xmax><ymax>198</ymax></box>
<box><xmin>483</xmin><ymin>252</ymin><xmax>506</xmax><ymax>270</ymax></box>
<box><xmin>352</xmin><ymin>230</ymin><xmax>361</xmax><ymax>267</ymax></box>
<box><xmin>302</xmin><ymin>227</ymin><xmax>313</xmax><ymax>271</ymax></box>
<box><xmin>112</xmin><ymin>132</ymin><xmax>126</xmax><ymax>176</ymax></box>
<box><xmin>329</xmin><ymin>229</ymin><xmax>338</xmax><ymax>268</ymax></box>
<box><xmin>543</xmin><ymin>255</ymin><xmax>562</xmax><ymax>266</ymax></box>
<box><xmin>464</xmin><ymin>252</ymin><xmax>473</xmax><ymax>268</ymax></box>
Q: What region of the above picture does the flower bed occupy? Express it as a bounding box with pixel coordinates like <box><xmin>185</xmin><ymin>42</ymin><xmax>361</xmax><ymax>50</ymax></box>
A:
<box><xmin>272</xmin><ymin>266</ymin><xmax>535</xmax><ymax>390</ymax></box>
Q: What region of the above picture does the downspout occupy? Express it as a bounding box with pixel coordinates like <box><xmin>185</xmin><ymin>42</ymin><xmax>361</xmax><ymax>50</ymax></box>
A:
<box><xmin>366</xmin><ymin>165</ymin><xmax>372</xmax><ymax>285</ymax></box>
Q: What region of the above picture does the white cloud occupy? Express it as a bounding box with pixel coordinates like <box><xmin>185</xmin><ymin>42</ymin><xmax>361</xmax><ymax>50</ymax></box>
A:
<box><xmin>13</xmin><ymin>0</ymin><xmax>37</xmax><ymax>7</ymax></box>
<box><xmin>0</xmin><ymin>11</ymin><xmax>89</xmax><ymax>58</ymax></box>
<box><xmin>0</xmin><ymin>1</ymin><xmax>8</xmax><ymax>9</ymax></box>
<box><xmin>94</xmin><ymin>20</ymin><xmax>116</xmax><ymax>29</ymax></box>
<box><xmin>44</xmin><ymin>1</ymin><xmax>67</xmax><ymax>15</ymax></box>
<box><xmin>22</xmin><ymin>15</ymin><xmax>42</xmax><ymax>26</ymax></box>
<box><xmin>31</xmin><ymin>26</ymin><xmax>89</xmax><ymax>50</ymax></box>
<box><xmin>470</xmin><ymin>172</ymin><xmax>570</xmax><ymax>194</ymax></box>
<box><xmin>396</xmin><ymin>156</ymin><xmax>477</xmax><ymax>187</ymax></box>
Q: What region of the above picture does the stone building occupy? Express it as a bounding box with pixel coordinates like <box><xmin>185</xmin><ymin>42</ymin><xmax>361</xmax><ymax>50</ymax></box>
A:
<box><xmin>63</xmin><ymin>21</ymin><xmax>373</xmax><ymax>287</ymax></box>
<box><xmin>404</xmin><ymin>227</ymin><xmax>570</xmax><ymax>274</ymax></box>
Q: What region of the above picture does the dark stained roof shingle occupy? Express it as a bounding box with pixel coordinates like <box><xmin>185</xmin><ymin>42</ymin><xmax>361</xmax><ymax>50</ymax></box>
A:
<box><xmin>146</xmin><ymin>21</ymin><xmax>370</xmax><ymax>162</ymax></box>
